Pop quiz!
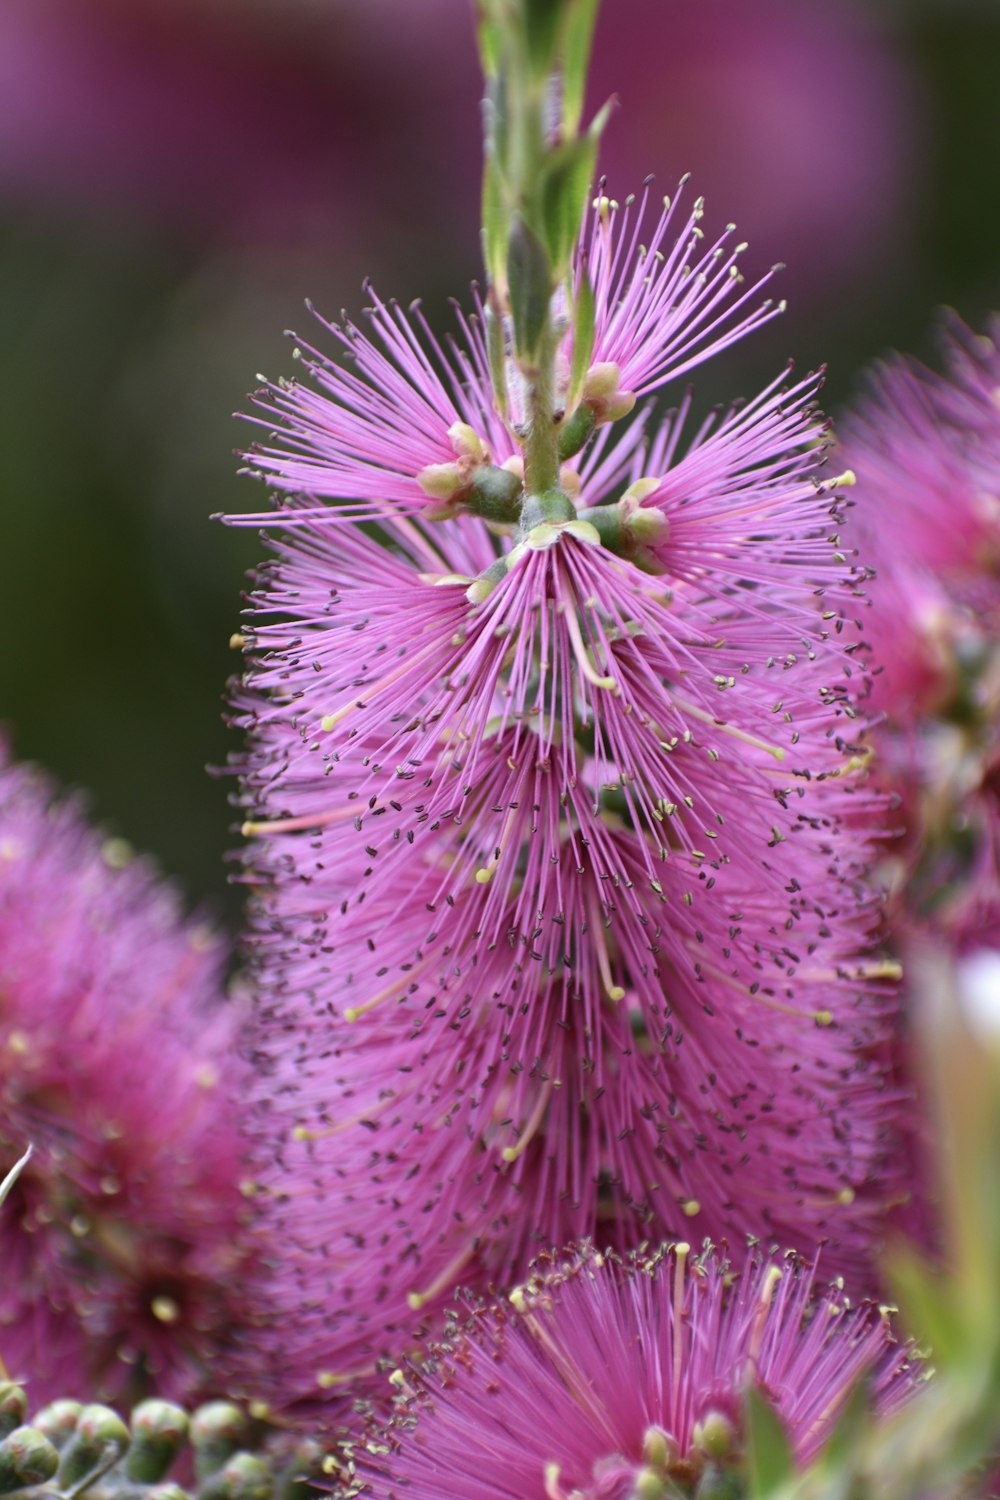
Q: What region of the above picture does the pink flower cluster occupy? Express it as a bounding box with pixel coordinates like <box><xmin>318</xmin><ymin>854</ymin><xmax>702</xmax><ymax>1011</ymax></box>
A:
<box><xmin>340</xmin><ymin>1241</ymin><xmax>915</xmax><ymax>1500</ymax></box>
<box><xmin>839</xmin><ymin>316</ymin><xmax>1000</xmax><ymax>1253</ymax></box>
<box><xmin>0</xmin><ymin>751</ymin><xmax>253</xmax><ymax>1406</ymax></box>
<box><xmin>229</xmin><ymin>184</ymin><xmax>904</xmax><ymax>1410</ymax></box>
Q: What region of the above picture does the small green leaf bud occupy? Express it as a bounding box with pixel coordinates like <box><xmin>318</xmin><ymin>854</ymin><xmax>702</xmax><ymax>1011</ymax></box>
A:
<box><xmin>58</xmin><ymin>1405</ymin><xmax>130</xmax><ymax>1488</ymax></box>
<box><xmin>0</xmin><ymin>1426</ymin><xmax>59</xmax><ymax>1493</ymax></box>
<box><xmin>197</xmin><ymin>1452</ymin><xmax>272</xmax><ymax>1500</ymax></box>
<box><xmin>126</xmin><ymin>1401</ymin><xmax>189</xmax><ymax>1484</ymax></box>
<box><xmin>0</xmin><ymin>1388</ymin><xmax>27</xmax><ymax>1443</ymax></box>
<box><xmin>190</xmin><ymin>1405</ymin><xmax>250</xmax><ymax>1481</ymax></box>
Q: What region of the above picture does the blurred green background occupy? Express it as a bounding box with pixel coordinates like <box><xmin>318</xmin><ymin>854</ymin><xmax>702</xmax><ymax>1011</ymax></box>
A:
<box><xmin>1</xmin><ymin>0</ymin><xmax>998</xmax><ymax>931</ymax></box>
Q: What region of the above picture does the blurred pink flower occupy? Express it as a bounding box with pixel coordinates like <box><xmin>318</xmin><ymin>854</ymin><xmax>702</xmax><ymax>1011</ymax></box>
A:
<box><xmin>839</xmin><ymin>315</ymin><xmax>1000</xmax><ymax>1253</ymax></box>
<box><xmin>0</xmin><ymin>750</ymin><xmax>254</xmax><ymax>1405</ymax></box>
<box><xmin>0</xmin><ymin>0</ymin><xmax>916</xmax><ymax>303</ymax></box>
<box><xmin>345</xmin><ymin>1242</ymin><xmax>915</xmax><ymax>1500</ymax></box>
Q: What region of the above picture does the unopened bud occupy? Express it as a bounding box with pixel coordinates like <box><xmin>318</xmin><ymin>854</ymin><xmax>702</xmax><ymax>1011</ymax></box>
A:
<box><xmin>0</xmin><ymin>1389</ymin><xmax>26</xmax><ymax>1443</ymax></box>
<box><xmin>642</xmin><ymin>1426</ymin><xmax>679</xmax><ymax>1471</ymax></box>
<box><xmin>58</xmin><ymin>1405</ymin><xmax>130</xmax><ymax>1488</ymax></box>
<box><xmin>624</xmin><ymin>507</ymin><xmax>671</xmax><ymax>548</ymax></box>
<box><xmin>466</xmin><ymin>557</ymin><xmax>509</xmax><ymax>605</ymax></box>
<box><xmin>417</xmin><ymin>462</ymin><xmax>466</xmax><ymax>504</ymax></box>
<box><xmin>127</xmin><ymin>1401</ymin><xmax>189</xmax><ymax>1484</ymax></box>
<box><xmin>33</xmin><ymin>1401</ymin><xmax>83</xmax><ymax>1450</ymax></box>
<box><xmin>582</xmin><ymin>362</ymin><xmax>621</xmax><ymax>401</ymax></box>
<box><xmin>198</xmin><ymin>1453</ymin><xmax>272</xmax><ymax>1500</ymax></box>
<box><xmin>581</xmin><ymin>362</ymin><xmax>637</xmax><ymax>425</ymax></box>
<box><xmin>190</xmin><ymin>1404</ymin><xmax>250</xmax><ymax>1481</ymax></box>
<box><xmin>446</xmin><ymin>421</ymin><xmax>486</xmax><ymax>465</ymax></box>
<box><xmin>0</xmin><ymin>1426</ymin><xmax>59</xmax><ymax>1493</ymax></box>
<box><xmin>631</xmin><ymin>1465</ymin><xmax>669</xmax><ymax>1500</ymax></box>
<box><xmin>692</xmin><ymin>1411</ymin><xmax>737</xmax><ymax>1462</ymax></box>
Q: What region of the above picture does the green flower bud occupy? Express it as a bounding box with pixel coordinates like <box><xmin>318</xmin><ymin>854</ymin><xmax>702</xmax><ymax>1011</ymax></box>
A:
<box><xmin>0</xmin><ymin>1426</ymin><xmax>59</xmax><ymax>1494</ymax></box>
<box><xmin>57</xmin><ymin>1406</ymin><xmax>130</xmax><ymax>1489</ymax></box>
<box><xmin>33</xmin><ymin>1401</ymin><xmax>83</xmax><ymax>1450</ymax></box>
<box><xmin>0</xmin><ymin>1389</ymin><xmax>27</xmax><ymax>1444</ymax></box>
<box><xmin>692</xmin><ymin>1410</ymin><xmax>737</xmax><ymax>1462</ymax></box>
<box><xmin>190</xmin><ymin>1405</ymin><xmax>250</xmax><ymax>1482</ymax></box>
<box><xmin>197</xmin><ymin>1453</ymin><xmax>272</xmax><ymax>1500</ymax></box>
<box><xmin>126</xmin><ymin>1401</ymin><xmax>189</xmax><ymax>1484</ymax></box>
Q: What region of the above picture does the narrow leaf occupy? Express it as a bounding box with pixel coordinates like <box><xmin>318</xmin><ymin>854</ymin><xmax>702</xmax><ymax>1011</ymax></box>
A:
<box><xmin>537</xmin><ymin>134</ymin><xmax>598</xmax><ymax>278</ymax></box>
<box><xmin>567</xmin><ymin>262</ymin><xmax>596</xmax><ymax>410</ymax></box>
<box><xmin>744</xmin><ymin>1385</ymin><xmax>797</xmax><ymax>1500</ymax></box>
<box><xmin>507</xmin><ymin>217</ymin><xmax>553</xmax><ymax>360</ymax></box>
<box><xmin>481</xmin><ymin>155</ymin><xmax>509</xmax><ymax>293</ymax></box>
<box><xmin>562</xmin><ymin>0</ymin><xmax>602</xmax><ymax>136</ymax></box>
<box><xmin>522</xmin><ymin>0</ymin><xmax>564</xmax><ymax>75</ymax></box>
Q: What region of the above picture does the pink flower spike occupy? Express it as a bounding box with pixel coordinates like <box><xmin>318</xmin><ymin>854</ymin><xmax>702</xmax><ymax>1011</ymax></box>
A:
<box><xmin>346</xmin><ymin>1242</ymin><xmax>917</xmax><ymax>1500</ymax></box>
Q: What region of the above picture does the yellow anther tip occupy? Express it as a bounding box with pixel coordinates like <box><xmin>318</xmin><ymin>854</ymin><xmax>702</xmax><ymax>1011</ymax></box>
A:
<box><xmin>607</xmin><ymin>984</ymin><xmax>626</xmax><ymax>1002</ymax></box>
<box><xmin>681</xmin><ymin>1199</ymin><xmax>701</xmax><ymax>1217</ymax></box>
<box><xmin>475</xmin><ymin>867</ymin><xmax>494</xmax><ymax>885</ymax></box>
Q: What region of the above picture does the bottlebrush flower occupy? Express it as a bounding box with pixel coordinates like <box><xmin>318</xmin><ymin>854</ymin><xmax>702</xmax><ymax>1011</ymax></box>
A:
<box><xmin>839</xmin><ymin>313</ymin><xmax>1000</xmax><ymax>945</ymax></box>
<box><xmin>228</xmin><ymin>186</ymin><xmax>904</xmax><ymax>1411</ymax></box>
<box><xmin>336</xmin><ymin>1241</ymin><xmax>916</xmax><ymax>1500</ymax></box>
<box><xmin>0</xmin><ymin>751</ymin><xmax>254</xmax><ymax>1405</ymax></box>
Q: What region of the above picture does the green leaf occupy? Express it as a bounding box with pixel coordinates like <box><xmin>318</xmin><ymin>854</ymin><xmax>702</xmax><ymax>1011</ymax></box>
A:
<box><xmin>567</xmin><ymin>262</ymin><xmax>595</xmax><ymax>410</ymax></box>
<box><xmin>522</xmin><ymin>0</ymin><xmax>564</xmax><ymax>75</ymax></box>
<box><xmin>884</xmin><ymin>1241</ymin><xmax>964</xmax><ymax>1370</ymax></box>
<box><xmin>537</xmin><ymin>134</ymin><xmax>598</xmax><ymax>279</ymax></box>
<box><xmin>562</xmin><ymin>0</ymin><xmax>602</xmax><ymax>136</ymax></box>
<box><xmin>507</xmin><ymin>216</ymin><xmax>553</xmax><ymax>360</ymax></box>
<box><xmin>481</xmin><ymin>155</ymin><xmax>509</xmax><ymax>292</ymax></box>
<box><xmin>475</xmin><ymin>13</ymin><xmax>504</xmax><ymax>78</ymax></box>
<box><xmin>484</xmin><ymin>295</ymin><xmax>509</xmax><ymax>419</ymax></box>
<box><xmin>744</xmin><ymin>1386</ymin><xmax>797</xmax><ymax>1500</ymax></box>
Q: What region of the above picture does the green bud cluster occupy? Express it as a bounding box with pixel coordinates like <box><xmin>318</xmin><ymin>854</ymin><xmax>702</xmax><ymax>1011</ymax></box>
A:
<box><xmin>0</xmin><ymin>1386</ymin><xmax>322</xmax><ymax>1500</ymax></box>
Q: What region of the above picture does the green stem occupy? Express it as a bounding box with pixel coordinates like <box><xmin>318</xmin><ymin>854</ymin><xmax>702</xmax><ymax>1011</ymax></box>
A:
<box><xmin>521</xmin><ymin>321</ymin><xmax>561</xmax><ymax>501</ymax></box>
